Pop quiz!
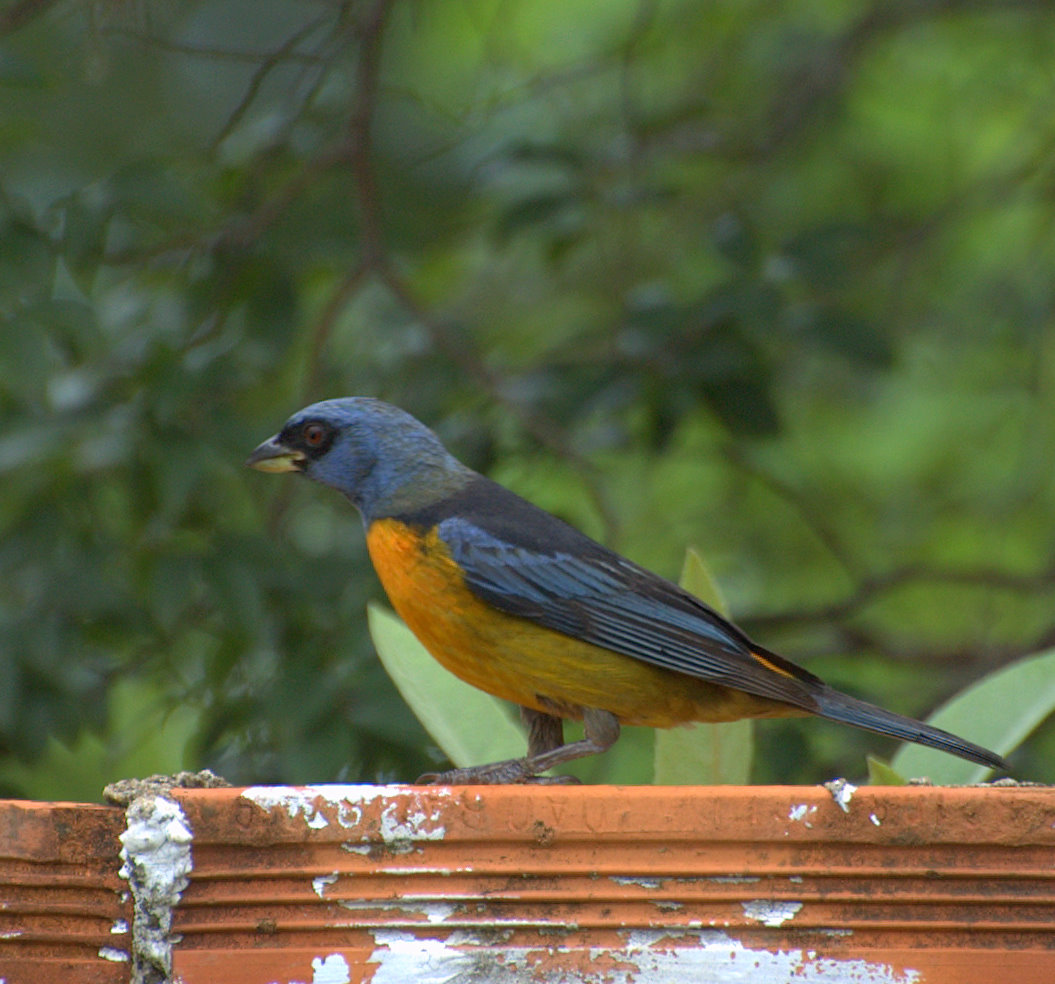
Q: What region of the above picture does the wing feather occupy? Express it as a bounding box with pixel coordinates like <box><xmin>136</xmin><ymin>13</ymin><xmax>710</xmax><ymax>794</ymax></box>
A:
<box><xmin>435</xmin><ymin>515</ymin><xmax>822</xmax><ymax>711</ymax></box>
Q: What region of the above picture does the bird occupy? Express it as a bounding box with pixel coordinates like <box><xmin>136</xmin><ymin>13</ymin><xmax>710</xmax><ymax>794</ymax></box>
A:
<box><xmin>246</xmin><ymin>397</ymin><xmax>1008</xmax><ymax>783</ymax></box>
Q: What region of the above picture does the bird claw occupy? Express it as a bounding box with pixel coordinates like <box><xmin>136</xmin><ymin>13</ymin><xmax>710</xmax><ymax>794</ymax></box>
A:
<box><xmin>416</xmin><ymin>762</ymin><xmax>581</xmax><ymax>785</ymax></box>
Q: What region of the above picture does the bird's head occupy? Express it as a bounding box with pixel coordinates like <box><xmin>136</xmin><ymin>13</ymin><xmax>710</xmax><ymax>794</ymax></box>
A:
<box><xmin>246</xmin><ymin>397</ymin><xmax>473</xmax><ymax>520</ymax></box>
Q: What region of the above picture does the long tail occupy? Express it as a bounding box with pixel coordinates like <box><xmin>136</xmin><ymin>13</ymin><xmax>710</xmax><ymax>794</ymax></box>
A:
<box><xmin>814</xmin><ymin>686</ymin><xmax>1008</xmax><ymax>772</ymax></box>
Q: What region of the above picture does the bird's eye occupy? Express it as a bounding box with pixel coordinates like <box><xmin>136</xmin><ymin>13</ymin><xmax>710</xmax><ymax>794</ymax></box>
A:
<box><xmin>302</xmin><ymin>423</ymin><xmax>327</xmax><ymax>447</ymax></box>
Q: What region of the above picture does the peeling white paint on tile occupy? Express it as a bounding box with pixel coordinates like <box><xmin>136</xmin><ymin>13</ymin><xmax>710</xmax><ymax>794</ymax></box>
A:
<box><xmin>98</xmin><ymin>946</ymin><xmax>130</xmax><ymax>962</ymax></box>
<box><xmin>377</xmin><ymin>799</ymin><xmax>447</xmax><ymax>847</ymax></box>
<box><xmin>267</xmin><ymin>952</ymin><xmax>352</xmax><ymax>984</ymax></box>
<box><xmin>242</xmin><ymin>785</ymin><xmax>450</xmax><ymax>846</ymax></box>
<box><xmin>333</xmin><ymin>898</ymin><xmax>459</xmax><ymax>925</ymax></box>
<box><xmin>242</xmin><ymin>787</ymin><xmax>331</xmax><ymax>829</ymax></box>
<box><xmin>118</xmin><ymin>794</ymin><xmax>193</xmax><ymax>984</ymax></box>
<box><xmin>310</xmin><ymin>953</ymin><xmax>351</xmax><ymax>983</ymax></box>
<box><xmin>788</xmin><ymin>803</ymin><xmax>818</xmax><ymax>827</ymax></box>
<box><xmin>340</xmin><ymin>842</ymin><xmax>375</xmax><ymax>855</ymax></box>
<box><xmin>313</xmin><ymin>871</ymin><xmax>339</xmax><ymax>898</ymax></box>
<box><xmin>741</xmin><ymin>899</ymin><xmax>804</xmax><ymax>927</ymax></box>
<box><xmin>365</xmin><ymin>928</ymin><xmax>921</xmax><ymax>983</ymax></box>
<box><xmin>424</xmin><ymin>902</ymin><xmax>459</xmax><ymax>925</ymax></box>
<box><xmin>378</xmin><ymin>866</ymin><xmax>468</xmax><ymax>876</ymax></box>
<box><xmin>825</xmin><ymin>779</ymin><xmax>858</xmax><ymax>813</ymax></box>
<box><xmin>364</xmin><ymin>932</ymin><xmax>476</xmax><ymax>984</ymax></box>
<box><xmin>110</xmin><ymin>918</ymin><xmax>129</xmax><ymax>934</ymax></box>
<box><xmin>611</xmin><ymin>875</ymin><xmax>665</xmax><ymax>889</ymax></box>
<box><xmin>709</xmin><ymin>875</ymin><xmax>761</xmax><ymax>885</ymax></box>
<box><xmin>870</xmin><ymin>812</ymin><xmax>881</xmax><ymax>826</ymax></box>
<box><xmin>619</xmin><ymin>930</ymin><xmax>920</xmax><ymax>983</ymax></box>
<box><xmin>444</xmin><ymin>927</ymin><xmax>515</xmax><ymax>947</ymax></box>
<box><xmin>0</xmin><ymin>931</ymin><xmax>22</xmax><ymax>939</ymax></box>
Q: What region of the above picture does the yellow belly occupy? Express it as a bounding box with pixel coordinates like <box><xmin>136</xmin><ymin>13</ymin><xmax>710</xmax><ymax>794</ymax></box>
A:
<box><xmin>365</xmin><ymin>518</ymin><xmax>795</xmax><ymax>727</ymax></box>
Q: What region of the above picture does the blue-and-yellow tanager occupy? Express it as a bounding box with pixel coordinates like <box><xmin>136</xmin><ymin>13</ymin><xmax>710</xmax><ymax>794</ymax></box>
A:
<box><xmin>247</xmin><ymin>398</ymin><xmax>1007</xmax><ymax>783</ymax></box>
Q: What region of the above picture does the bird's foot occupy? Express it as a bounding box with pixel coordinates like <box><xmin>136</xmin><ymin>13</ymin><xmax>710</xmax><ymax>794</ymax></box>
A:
<box><xmin>416</xmin><ymin>758</ymin><xmax>580</xmax><ymax>785</ymax></box>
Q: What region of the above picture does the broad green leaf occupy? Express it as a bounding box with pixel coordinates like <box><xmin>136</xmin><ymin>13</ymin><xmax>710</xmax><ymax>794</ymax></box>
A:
<box><xmin>367</xmin><ymin>602</ymin><xmax>525</xmax><ymax>770</ymax></box>
<box><xmin>890</xmin><ymin>648</ymin><xmax>1055</xmax><ymax>784</ymax></box>
<box><xmin>653</xmin><ymin>548</ymin><xmax>754</xmax><ymax>785</ymax></box>
<box><xmin>866</xmin><ymin>755</ymin><xmax>907</xmax><ymax>786</ymax></box>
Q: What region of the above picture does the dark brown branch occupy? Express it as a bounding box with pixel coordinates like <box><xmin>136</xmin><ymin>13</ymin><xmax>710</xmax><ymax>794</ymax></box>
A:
<box><xmin>346</xmin><ymin>0</ymin><xmax>393</xmax><ymax>269</ymax></box>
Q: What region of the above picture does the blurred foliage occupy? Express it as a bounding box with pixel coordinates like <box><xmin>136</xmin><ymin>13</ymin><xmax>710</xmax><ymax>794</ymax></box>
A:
<box><xmin>2</xmin><ymin>0</ymin><xmax>1055</xmax><ymax>799</ymax></box>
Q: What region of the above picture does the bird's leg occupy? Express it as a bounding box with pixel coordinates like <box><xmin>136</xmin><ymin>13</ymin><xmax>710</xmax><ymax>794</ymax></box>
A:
<box><xmin>417</xmin><ymin>707</ymin><xmax>619</xmax><ymax>785</ymax></box>
<box><xmin>522</xmin><ymin>706</ymin><xmax>565</xmax><ymax>758</ymax></box>
<box><xmin>522</xmin><ymin>706</ymin><xmax>619</xmax><ymax>775</ymax></box>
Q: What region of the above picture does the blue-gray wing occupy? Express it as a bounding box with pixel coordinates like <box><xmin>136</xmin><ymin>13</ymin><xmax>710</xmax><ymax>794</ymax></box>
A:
<box><xmin>434</xmin><ymin>513</ymin><xmax>823</xmax><ymax>710</ymax></box>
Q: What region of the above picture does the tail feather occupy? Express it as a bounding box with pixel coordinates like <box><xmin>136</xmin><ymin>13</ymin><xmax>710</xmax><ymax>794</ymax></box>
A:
<box><xmin>815</xmin><ymin>686</ymin><xmax>1008</xmax><ymax>772</ymax></box>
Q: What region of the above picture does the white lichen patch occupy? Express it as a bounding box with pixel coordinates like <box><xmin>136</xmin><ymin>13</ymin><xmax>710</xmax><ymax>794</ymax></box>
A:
<box><xmin>118</xmin><ymin>794</ymin><xmax>194</xmax><ymax>984</ymax></box>
<box><xmin>741</xmin><ymin>899</ymin><xmax>804</xmax><ymax>927</ymax></box>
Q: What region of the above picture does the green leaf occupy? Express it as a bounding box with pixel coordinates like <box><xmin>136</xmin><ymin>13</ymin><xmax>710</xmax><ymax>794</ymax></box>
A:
<box><xmin>367</xmin><ymin>602</ymin><xmax>525</xmax><ymax>770</ymax></box>
<box><xmin>678</xmin><ymin>546</ymin><xmax>728</xmax><ymax>613</ymax></box>
<box><xmin>890</xmin><ymin>648</ymin><xmax>1055</xmax><ymax>784</ymax></box>
<box><xmin>866</xmin><ymin>755</ymin><xmax>907</xmax><ymax>786</ymax></box>
<box><xmin>653</xmin><ymin>548</ymin><xmax>754</xmax><ymax>785</ymax></box>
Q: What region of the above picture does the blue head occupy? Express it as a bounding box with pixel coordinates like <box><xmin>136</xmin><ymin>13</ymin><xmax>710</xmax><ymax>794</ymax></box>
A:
<box><xmin>246</xmin><ymin>398</ymin><xmax>473</xmax><ymax>521</ymax></box>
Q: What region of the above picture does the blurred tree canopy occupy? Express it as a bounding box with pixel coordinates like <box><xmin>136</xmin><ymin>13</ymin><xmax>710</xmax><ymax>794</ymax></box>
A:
<box><xmin>2</xmin><ymin>0</ymin><xmax>1054</xmax><ymax>799</ymax></box>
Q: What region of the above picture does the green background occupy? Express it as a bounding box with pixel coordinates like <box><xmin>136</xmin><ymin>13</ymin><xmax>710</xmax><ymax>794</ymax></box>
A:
<box><xmin>2</xmin><ymin>0</ymin><xmax>1053</xmax><ymax>799</ymax></box>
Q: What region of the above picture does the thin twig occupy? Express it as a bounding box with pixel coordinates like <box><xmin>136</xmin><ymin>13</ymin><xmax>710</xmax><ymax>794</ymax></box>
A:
<box><xmin>210</xmin><ymin>16</ymin><xmax>334</xmax><ymax>152</ymax></box>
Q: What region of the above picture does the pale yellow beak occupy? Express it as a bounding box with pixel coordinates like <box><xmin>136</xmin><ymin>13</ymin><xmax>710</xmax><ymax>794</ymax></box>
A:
<box><xmin>245</xmin><ymin>436</ymin><xmax>306</xmax><ymax>473</ymax></box>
